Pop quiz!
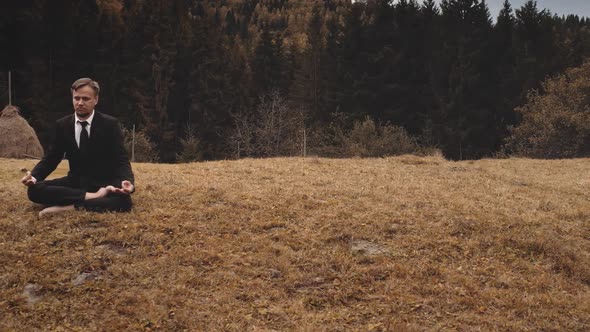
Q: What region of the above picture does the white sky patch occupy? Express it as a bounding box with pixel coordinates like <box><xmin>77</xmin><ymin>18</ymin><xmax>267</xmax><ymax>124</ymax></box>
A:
<box><xmin>420</xmin><ymin>0</ymin><xmax>590</xmax><ymax>19</ymax></box>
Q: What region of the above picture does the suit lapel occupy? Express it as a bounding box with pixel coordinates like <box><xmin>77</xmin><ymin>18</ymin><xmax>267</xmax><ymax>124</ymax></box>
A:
<box><xmin>66</xmin><ymin>114</ymin><xmax>78</xmax><ymax>151</ymax></box>
<box><xmin>87</xmin><ymin>112</ymin><xmax>102</xmax><ymax>152</ymax></box>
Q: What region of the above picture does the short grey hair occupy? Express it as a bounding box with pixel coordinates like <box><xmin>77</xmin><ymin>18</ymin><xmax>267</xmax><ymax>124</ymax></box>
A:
<box><xmin>71</xmin><ymin>78</ymin><xmax>100</xmax><ymax>96</ymax></box>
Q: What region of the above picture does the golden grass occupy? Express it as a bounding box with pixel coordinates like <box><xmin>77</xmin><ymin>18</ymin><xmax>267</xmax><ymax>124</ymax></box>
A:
<box><xmin>1</xmin><ymin>156</ymin><xmax>589</xmax><ymax>331</ymax></box>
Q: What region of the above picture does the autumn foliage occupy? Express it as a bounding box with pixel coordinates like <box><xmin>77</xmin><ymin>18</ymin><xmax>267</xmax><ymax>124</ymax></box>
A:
<box><xmin>506</xmin><ymin>60</ymin><xmax>590</xmax><ymax>158</ymax></box>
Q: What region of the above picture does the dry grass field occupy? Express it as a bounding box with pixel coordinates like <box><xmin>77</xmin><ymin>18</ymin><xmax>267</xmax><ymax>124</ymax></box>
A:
<box><xmin>1</xmin><ymin>155</ymin><xmax>589</xmax><ymax>331</ymax></box>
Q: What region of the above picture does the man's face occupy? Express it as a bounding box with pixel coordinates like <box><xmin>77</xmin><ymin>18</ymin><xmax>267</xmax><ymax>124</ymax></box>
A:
<box><xmin>72</xmin><ymin>85</ymin><xmax>98</xmax><ymax>119</ymax></box>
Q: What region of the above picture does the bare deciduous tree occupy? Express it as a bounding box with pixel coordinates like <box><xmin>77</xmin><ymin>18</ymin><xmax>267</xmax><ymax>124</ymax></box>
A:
<box><xmin>231</xmin><ymin>90</ymin><xmax>306</xmax><ymax>158</ymax></box>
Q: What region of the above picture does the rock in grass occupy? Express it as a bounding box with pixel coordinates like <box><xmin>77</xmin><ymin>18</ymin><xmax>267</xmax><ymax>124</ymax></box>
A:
<box><xmin>72</xmin><ymin>272</ymin><xmax>101</xmax><ymax>286</ymax></box>
<box><xmin>22</xmin><ymin>283</ymin><xmax>43</xmax><ymax>304</ymax></box>
<box><xmin>351</xmin><ymin>240</ymin><xmax>390</xmax><ymax>256</ymax></box>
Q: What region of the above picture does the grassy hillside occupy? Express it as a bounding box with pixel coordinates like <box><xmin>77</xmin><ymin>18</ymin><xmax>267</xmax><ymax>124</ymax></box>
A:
<box><xmin>1</xmin><ymin>156</ymin><xmax>589</xmax><ymax>331</ymax></box>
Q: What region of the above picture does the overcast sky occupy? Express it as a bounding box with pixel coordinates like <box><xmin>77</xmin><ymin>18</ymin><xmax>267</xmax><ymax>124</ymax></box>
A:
<box><xmin>428</xmin><ymin>0</ymin><xmax>590</xmax><ymax>19</ymax></box>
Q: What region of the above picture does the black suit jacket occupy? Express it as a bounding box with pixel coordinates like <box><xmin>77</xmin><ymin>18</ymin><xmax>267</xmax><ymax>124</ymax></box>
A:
<box><xmin>32</xmin><ymin>111</ymin><xmax>134</xmax><ymax>189</ymax></box>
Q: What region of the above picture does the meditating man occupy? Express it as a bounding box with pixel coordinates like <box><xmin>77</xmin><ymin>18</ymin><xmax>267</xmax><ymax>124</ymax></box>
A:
<box><xmin>21</xmin><ymin>78</ymin><xmax>135</xmax><ymax>217</ymax></box>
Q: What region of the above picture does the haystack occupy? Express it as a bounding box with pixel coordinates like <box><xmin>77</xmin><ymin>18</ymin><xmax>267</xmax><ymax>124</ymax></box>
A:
<box><xmin>0</xmin><ymin>105</ymin><xmax>44</xmax><ymax>159</ymax></box>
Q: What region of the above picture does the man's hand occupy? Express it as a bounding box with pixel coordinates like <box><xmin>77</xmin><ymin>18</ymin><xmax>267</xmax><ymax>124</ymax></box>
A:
<box><xmin>21</xmin><ymin>171</ymin><xmax>37</xmax><ymax>186</ymax></box>
<box><xmin>107</xmin><ymin>180</ymin><xmax>135</xmax><ymax>195</ymax></box>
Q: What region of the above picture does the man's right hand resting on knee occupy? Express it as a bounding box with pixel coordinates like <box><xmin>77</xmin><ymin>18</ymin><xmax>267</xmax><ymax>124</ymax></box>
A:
<box><xmin>21</xmin><ymin>171</ymin><xmax>37</xmax><ymax>186</ymax></box>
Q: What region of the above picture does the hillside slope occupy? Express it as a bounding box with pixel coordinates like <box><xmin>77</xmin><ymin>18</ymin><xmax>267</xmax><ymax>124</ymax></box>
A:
<box><xmin>1</xmin><ymin>156</ymin><xmax>589</xmax><ymax>331</ymax></box>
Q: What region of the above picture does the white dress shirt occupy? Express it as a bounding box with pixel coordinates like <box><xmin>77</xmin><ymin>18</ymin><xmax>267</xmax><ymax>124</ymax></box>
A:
<box><xmin>75</xmin><ymin>111</ymin><xmax>95</xmax><ymax>148</ymax></box>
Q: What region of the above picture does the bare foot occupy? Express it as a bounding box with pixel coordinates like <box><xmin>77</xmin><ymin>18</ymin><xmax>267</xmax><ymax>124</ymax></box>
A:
<box><xmin>85</xmin><ymin>187</ymin><xmax>110</xmax><ymax>200</ymax></box>
<box><xmin>39</xmin><ymin>205</ymin><xmax>75</xmax><ymax>218</ymax></box>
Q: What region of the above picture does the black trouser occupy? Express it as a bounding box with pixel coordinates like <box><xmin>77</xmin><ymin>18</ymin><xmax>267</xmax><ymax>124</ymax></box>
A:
<box><xmin>27</xmin><ymin>176</ymin><xmax>132</xmax><ymax>212</ymax></box>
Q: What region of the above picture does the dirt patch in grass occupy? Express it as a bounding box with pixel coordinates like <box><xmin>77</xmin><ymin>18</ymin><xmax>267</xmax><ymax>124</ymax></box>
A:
<box><xmin>1</xmin><ymin>156</ymin><xmax>589</xmax><ymax>330</ymax></box>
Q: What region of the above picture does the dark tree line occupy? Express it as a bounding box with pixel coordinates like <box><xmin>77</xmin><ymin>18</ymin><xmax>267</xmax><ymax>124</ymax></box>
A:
<box><xmin>2</xmin><ymin>0</ymin><xmax>590</xmax><ymax>161</ymax></box>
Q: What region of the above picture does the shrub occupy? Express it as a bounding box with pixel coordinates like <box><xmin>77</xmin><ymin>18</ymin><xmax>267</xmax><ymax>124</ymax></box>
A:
<box><xmin>342</xmin><ymin>117</ymin><xmax>419</xmax><ymax>157</ymax></box>
<box><xmin>306</xmin><ymin>112</ymin><xmax>349</xmax><ymax>157</ymax></box>
<box><xmin>505</xmin><ymin>61</ymin><xmax>590</xmax><ymax>158</ymax></box>
<box><xmin>122</xmin><ymin>127</ymin><xmax>158</xmax><ymax>162</ymax></box>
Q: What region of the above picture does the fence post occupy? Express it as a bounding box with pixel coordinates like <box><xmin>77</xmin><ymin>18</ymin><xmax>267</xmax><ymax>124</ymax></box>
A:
<box><xmin>132</xmin><ymin>124</ymin><xmax>135</xmax><ymax>162</ymax></box>
<box><xmin>303</xmin><ymin>127</ymin><xmax>307</xmax><ymax>158</ymax></box>
<box><xmin>8</xmin><ymin>71</ymin><xmax>12</xmax><ymax>105</ymax></box>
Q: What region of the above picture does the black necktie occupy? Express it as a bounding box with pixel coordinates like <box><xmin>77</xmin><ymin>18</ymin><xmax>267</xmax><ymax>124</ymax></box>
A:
<box><xmin>79</xmin><ymin>121</ymin><xmax>89</xmax><ymax>153</ymax></box>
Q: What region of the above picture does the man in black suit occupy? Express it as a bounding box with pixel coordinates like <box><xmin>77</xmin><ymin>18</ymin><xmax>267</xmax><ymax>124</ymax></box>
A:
<box><xmin>21</xmin><ymin>78</ymin><xmax>135</xmax><ymax>217</ymax></box>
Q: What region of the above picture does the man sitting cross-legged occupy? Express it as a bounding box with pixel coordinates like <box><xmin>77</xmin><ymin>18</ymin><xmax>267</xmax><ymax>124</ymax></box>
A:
<box><xmin>21</xmin><ymin>78</ymin><xmax>135</xmax><ymax>217</ymax></box>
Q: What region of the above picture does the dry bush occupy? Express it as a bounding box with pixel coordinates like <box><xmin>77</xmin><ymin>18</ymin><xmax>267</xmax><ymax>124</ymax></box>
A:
<box><xmin>0</xmin><ymin>105</ymin><xmax>44</xmax><ymax>159</ymax></box>
<box><xmin>306</xmin><ymin>112</ymin><xmax>348</xmax><ymax>157</ymax></box>
<box><xmin>343</xmin><ymin>117</ymin><xmax>419</xmax><ymax>157</ymax></box>
<box><xmin>505</xmin><ymin>60</ymin><xmax>590</xmax><ymax>158</ymax></box>
<box><xmin>122</xmin><ymin>126</ymin><xmax>158</xmax><ymax>162</ymax></box>
<box><xmin>308</xmin><ymin>115</ymin><xmax>422</xmax><ymax>158</ymax></box>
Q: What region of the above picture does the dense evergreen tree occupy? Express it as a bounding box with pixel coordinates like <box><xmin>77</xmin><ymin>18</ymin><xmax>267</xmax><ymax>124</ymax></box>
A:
<box><xmin>514</xmin><ymin>0</ymin><xmax>556</xmax><ymax>101</ymax></box>
<box><xmin>290</xmin><ymin>4</ymin><xmax>326</xmax><ymax>121</ymax></box>
<box><xmin>492</xmin><ymin>0</ymin><xmax>519</xmax><ymax>147</ymax></box>
<box><xmin>437</xmin><ymin>0</ymin><xmax>495</xmax><ymax>159</ymax></box>
<box><xmin>336</xmin><ymin>1</ymin><xmax>370</xmax><ymax>120</ymax></box>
